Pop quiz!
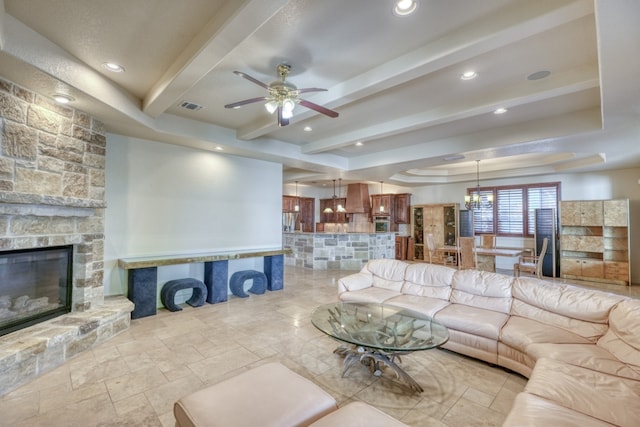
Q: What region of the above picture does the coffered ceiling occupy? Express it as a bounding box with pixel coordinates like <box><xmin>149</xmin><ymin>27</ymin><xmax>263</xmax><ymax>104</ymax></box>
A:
<box><xmin>1</xmin><ymin>0</ymin><xmax>639</xmax><ymax>187</ymax></box>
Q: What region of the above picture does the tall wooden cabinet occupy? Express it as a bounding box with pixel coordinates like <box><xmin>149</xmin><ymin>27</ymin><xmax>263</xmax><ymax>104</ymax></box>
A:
<box><xmin>411</xmin><ymin>203</ymin><xmax>460</xmax><ymax>262</ymax></box>
<box><xmin>560</xmin><ymin>199</ymin><xmax>630</xmax><ymax>285</ymax></box>
<box><xmin>282</xmin><ymin>196</ymin><xmax>314</xmax><ymax>232</ymax></box>
<box><xmin>394</xmin><ymin>194</ymin><xmax>411</xmax><ymax>224</ymax></box>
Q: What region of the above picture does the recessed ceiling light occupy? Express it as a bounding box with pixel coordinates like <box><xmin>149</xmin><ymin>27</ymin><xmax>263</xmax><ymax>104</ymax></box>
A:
<box><xmin>393</xmin><ymin>0</ymin><xmax>418</xmax><ymax>16</ymax></box>
<box><xmin>102</xmin><ymin>62</ymin><xmax>125</xmax><ymax>73</ymax></box>
<box><xmin>460</xmin><ymin>71</ymin><xmax>478</xmax><ymax>80</ymax></box>
<box><xmin>303</xmin><ymin>126</ymin><xmax>312</xmax><ymax>132</ymax></box>
<box><xmin>355</xmin><ymin>141</ymin><xmax>364</xmax><ymax>147</ymax></box>
<box><xmin>494</xmin><ymin>107</ymin><xmax>508</xmax><ymax>114</ymax></box>
<box><xmin>527</xmin><ymin>70</ymin><xmax>551</xmax><ymax>81</ymax></box>
<box><xmin>215</xmin><ymin>146</ymin><xmax>223</xmax><ymax>151</ymax></box>
<box><xmin>52</xmin><ymin>94</ymin><xmax>75</xmax><ymax>104</ymax></box>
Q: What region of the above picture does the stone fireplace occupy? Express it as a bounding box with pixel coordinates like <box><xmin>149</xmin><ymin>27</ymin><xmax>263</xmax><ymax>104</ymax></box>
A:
<box><xmin>0</xmin><ymin>77</ymin><xmax>133</xmax><ymax>396</ymax></box>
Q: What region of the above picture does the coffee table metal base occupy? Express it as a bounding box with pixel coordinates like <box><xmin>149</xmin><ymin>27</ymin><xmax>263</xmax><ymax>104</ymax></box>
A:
<box><xmin>334</xmin><ymin>344</ymin><xmax>423</xmax><ymax>393</ymax></box>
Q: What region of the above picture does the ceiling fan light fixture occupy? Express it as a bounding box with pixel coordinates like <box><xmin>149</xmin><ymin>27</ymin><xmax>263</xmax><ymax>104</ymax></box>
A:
<box><xmin>394</xmin><ymin>0</ymin><xmax>418</xmax><ymax>16</ymax></box>
<box><xmin>265</xmin><ymin>101</ymin><xmax>278</xmax><ymax>114</ymax></box>
<box><xmin>282</xmin><ymin>108</ymin><xmax>294</xmax><ymax>119</ymax></box>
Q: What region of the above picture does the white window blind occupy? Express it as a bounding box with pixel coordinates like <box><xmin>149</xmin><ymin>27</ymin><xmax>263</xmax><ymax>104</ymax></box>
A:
<box><xmin>469</xmin><ymin>182</ymin><xmax>559</xmax><ymax>237</ymax></box>
<box><xmin>497</xmin><ymin>188</ymin><xmax>523</xmax><ymax>234</ymax></box>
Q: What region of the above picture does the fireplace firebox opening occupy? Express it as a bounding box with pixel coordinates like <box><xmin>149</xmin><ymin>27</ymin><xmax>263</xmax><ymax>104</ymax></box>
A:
<box><xmin>0</xmin><ymin>245</ymin><xmax>73</xmax><ymax>336</ymax></box>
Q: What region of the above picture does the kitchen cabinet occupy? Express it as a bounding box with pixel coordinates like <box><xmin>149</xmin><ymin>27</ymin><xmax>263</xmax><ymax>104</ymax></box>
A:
<box><xmin>283</xmin><ymin>196</ymin><xmax>314</xmax><ymax>232</ymax></box>
<box><xmin>282</xmin><ymin>195</ymin><xmax>299</xmax><ymax>213</ymax></box>
<box><xmin>371</xmin><ymin>194</ymin><xmax>393</xmax><ymax>216</ymax></box>
<box><xmin>394</xmin><ymin>194</ymin><xmax>411</xmax><ymax>224</ymax></box>
<box><xmin>319</xmin><ymin>198</ymin><xmax>348</xmax><ymax>223</ymax></box>
<box><xmin>560</xmin><ymin>199</ymin><xmax>629</xmax><ymax>285</ymax></box>
<box><xmin>295</xmin><ymin>197</ymin><xmax>315</xmax><ymax>232</ymax></box>
<box><xmin>411</xmin><ymin>203</ymin><xmax>460</xmax><ymax>262</ymax></box>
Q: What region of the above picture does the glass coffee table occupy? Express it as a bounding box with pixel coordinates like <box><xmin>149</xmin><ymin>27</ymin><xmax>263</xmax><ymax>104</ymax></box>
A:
<box><xmin>311</xmin><ymin>302</ymin><xmax>449</xmax><ymax>392</ymax></box>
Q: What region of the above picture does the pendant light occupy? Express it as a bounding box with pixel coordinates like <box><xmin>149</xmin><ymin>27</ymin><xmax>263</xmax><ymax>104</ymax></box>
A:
<box><xmin>323</xmin><ymin>180</ymin><xmax>336</xmax><ymax>213</ymax></box>
<box><xmin>336</xmin><ymin>178</ymin><xmax>346</xmax><ymax>212</ymax></box>
<box><xmin>294</xmin><ymin>181</ymin><xmax>299</xmax><ymax>212</ymax></box>
<box><xmin>465</xmin><ymin>160</ymin><xmax>494</xmax><ymax>210</ymax></box>
<box><xmin>379</xmin><ymin>181</ymin><xmax>385</xmax><ymax>213</ymax></box>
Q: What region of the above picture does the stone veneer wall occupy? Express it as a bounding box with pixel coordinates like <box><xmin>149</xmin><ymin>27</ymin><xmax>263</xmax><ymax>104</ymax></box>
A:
<box><xmin>284</xmin><ymin>232</ymin><xmax>396</xmax><ymax>270</ymax></box>
<box><xmin>0</xmin><ymin>77</ymin><xmax>133</xmax><ymax>396</ymax></box>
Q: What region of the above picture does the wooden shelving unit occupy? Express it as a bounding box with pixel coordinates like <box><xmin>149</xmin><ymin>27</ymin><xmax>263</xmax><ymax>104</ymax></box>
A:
<box><xmin>559</xmin><ymin>199</ymin><xmax>630</xmax><ymax>285</ymax></box>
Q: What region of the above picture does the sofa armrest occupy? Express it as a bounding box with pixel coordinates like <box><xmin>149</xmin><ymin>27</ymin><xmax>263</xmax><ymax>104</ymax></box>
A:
<box><xmin>338</xmin><ymin>272</ymin><xmax>373</xmax><ymax>294</ymax></box>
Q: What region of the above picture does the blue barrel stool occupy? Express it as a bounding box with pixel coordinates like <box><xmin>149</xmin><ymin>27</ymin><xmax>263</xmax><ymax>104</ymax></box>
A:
<box><xmin>229</xmin><ymin>270</ymin><xmax>267</xmax><ymax>298</ymax></box>
<box><xmin>160</xmin><ymin>278</ymin><xmax>208</xmax><ymax>311</ymax></box>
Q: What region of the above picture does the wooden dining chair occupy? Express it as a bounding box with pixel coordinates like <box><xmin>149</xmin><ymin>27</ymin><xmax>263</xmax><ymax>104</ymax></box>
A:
<box><xmin>480</xmin><ymin>234</ymin><xmax>496</xmax><ymax>249</ymax></box>
<box><xmin>514</xmin><ymin>237</ymin><xmax>548</xmax><ymax>278</ymax></box>
<box><xmin>426</xmin><ymin>233</ymin><xmax>436</xmax><ymax>264</ymax></box>
<box><xmin>458</xmin><ymin>237</ymin><xmax>476</xmax><ymax>270</ymax></box>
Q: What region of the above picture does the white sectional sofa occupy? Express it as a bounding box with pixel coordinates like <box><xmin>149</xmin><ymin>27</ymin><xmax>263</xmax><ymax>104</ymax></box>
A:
<box><xmin>338</xmin><ymin>259</ymin><xmax>640</xmax><ymax>427</ymax></box>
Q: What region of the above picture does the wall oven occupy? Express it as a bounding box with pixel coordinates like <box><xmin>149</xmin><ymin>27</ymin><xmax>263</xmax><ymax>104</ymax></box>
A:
<box><xmin>374</xmin><ymin>216</ymin><xmax>390</xmax><ymax>232</ymax></box>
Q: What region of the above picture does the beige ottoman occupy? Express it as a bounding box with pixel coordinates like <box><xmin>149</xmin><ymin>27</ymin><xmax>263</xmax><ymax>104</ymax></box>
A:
<box><xmin>309</xmin><ymin>401</ymin><xmax>409</xmax><ymax>427</ymax></box>
<box><xmin>174</xmin><ymin>362</ymin><xmax>338</xmax><ymax>427</ymax></box>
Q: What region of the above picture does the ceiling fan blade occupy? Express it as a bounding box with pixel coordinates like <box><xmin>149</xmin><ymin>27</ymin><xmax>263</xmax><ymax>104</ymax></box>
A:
<box><xmin>296</xmin><ymin>88</ymin><xmax>328</xmax><ymax>94</ymax></box>
<box><xmin>233</xmin><ymin>70</ymin><xmax>269</xmax><ymax>89</ymax></box>
<box><xmin>277</xmin><ymin>106</ymin><xmax>290</xmax><ymax>127</ymax></box>
<box><xmin>299</xmin><ymin>99</ymin><xmax>339</xmax><ymax>118</ymax></box>
<box><xmin>224</xmin><ymin>96</ymin><xmax>269</xmax><ymax>109</ymax></box>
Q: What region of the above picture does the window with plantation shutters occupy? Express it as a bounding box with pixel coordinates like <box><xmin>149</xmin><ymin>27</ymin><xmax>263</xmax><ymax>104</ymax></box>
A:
<box><xmin>497</xmin><ymin>188</ymin><xmax>523</xmax><ymax>235</ymax></box>
<box><xmin>467</xmin><ymin>182</ymin><xmax>559</xmax><ymax>237</ymax></box>
<box><xmin>526</xmin><ymin>185</ymin><xmax>559</xmax><ymax>235</ymax></box>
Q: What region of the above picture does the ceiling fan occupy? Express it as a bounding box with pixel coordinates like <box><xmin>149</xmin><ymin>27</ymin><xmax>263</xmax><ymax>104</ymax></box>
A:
<box><xmin>224</xmin><ymin>64</ymin><xmax>339</xmax><ymax>127</ymax></box>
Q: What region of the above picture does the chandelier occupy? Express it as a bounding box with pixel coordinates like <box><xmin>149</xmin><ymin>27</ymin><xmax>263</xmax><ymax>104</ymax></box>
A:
<box><xmin>465</xmin><ymin>160</ymin><xmax>493</xmax><ymax>210</ymax></box>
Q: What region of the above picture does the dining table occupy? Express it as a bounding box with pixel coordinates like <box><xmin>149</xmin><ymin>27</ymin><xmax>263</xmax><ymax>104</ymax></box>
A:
<box><xmin>436</xmin><ymin>246</ymin><xmax>529</xmax><ymax>272</ymax></box>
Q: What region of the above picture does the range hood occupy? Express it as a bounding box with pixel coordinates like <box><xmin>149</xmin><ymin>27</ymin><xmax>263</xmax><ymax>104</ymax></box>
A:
<box><xmin>345</xmin><ymin>183</ymin><xmax>371</xmax><ymax>214</ymax></box>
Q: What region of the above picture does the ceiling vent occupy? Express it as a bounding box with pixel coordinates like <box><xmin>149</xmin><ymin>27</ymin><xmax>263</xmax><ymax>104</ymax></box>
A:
<box><xmin>179</xmin><ymin>101</ymin><xmax>204</xmax><ymax>111</ymax></box>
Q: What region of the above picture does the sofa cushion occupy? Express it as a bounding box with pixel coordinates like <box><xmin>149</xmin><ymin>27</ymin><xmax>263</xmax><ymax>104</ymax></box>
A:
<box><xmin>526</xmin><ymin>342</ymin><xmax>640</xmax><ymax>381</ymax></box>
<box><xmin>450</xmin><ymin>270</ymin><xmax>513</xmax><ymax>314</ymax></box>
<box><xmin>338</xmin><ymin>287</ymin><xmax>401</xmax><ymax>304</ymax></box>
<box><xmin>500</xmin><ymin>316</ymin><xmax>592</xmax><ymax>352</ymax></box>
<box><xmin>598</xmin><ymin>299</ymin><xmax>640</xmax><ymax>370</ymax></box>
<box><xmin>512</xmin><ymin>278</ymin><xmax>624</xmax><ymax>341</ymax></box>
<box><xmin>525</xmin><ymin>358</ymin><xmax>640</xmax><ymax>427</ymax></box>
<box><xmin>401</xmin><ymin>263</ymin><xmax>455</xmax><ymax>300</ymax></box>
<box><xmin>385</xmin><ymin>295</ymin><xmax>450</xmax><ymax>318</ymax></box>
<box><xmin>365</xmin><ymin>259</ymin><xmax>408</xmax><ymax>292</ymax></box>
<box><xmin>434</xmin><ymin>303</ymin><xmax>509</xmax><ymax>340</ymax></box>
<box><xmin>503</xmin><ymin>392</ymin><xmax>616</xmax><ymax>427</ymax></box>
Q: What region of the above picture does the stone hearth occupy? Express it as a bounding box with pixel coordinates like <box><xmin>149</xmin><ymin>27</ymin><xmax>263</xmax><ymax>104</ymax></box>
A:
<box><xmin>0</xmin><ymin>77</ymin><xmax>133</xmax><ymax>396</ymax></box>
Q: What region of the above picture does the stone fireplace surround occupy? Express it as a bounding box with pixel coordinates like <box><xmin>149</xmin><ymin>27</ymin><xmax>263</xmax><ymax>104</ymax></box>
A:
<box><xmin>0</xmin><ymin>77</ymin><xmax>133</xmax><ymax>396</ymax></box>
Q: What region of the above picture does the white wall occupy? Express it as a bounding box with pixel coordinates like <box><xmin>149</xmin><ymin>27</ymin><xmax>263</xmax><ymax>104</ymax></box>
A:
<box><xmin>104</xmin><ymin>134</ymin><xmax>283</xmax><ymax>296</ymax></box>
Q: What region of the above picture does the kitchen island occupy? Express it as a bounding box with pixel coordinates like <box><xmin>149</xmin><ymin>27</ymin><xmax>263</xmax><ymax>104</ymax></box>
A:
<box><xmin>283</xmin><ymin>232</ymin><xmax>396</xmax><ymax>270</ymax></box>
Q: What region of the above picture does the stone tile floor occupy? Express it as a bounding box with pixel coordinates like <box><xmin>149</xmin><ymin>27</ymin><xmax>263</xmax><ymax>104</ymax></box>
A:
<box><xmin>0</xmin><ymin>266</ymin><xmax>637</xmax><ymax>426</ymax></box>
